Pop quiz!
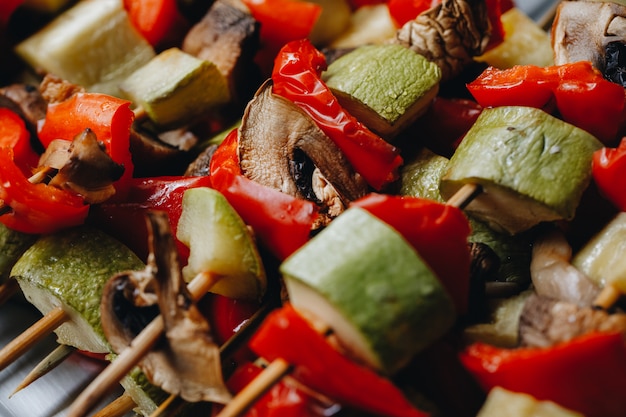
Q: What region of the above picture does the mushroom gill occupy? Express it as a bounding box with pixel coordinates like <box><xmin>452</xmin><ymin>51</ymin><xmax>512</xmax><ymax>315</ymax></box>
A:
<box><xmin>100</xmin><ymin>211</ymin><xmax>231</xmax><ymax>404</ymax></box>
<box><xmin>394</xmin><ymin>0</ymin><xmax>491</xmax><ymax>82</ymax></box>
<box><xmin>552</xmin><ymin>0</ymin><xmax>626</xmax><ymax>86</ymax></box>
<box><xmin>238</xmin><ymin>80</ymin><xmax>369</xmax><ymax>227</ymax></box>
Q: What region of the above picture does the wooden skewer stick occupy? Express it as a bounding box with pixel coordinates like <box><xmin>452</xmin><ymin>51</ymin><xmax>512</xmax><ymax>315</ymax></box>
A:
<box><xmin>0</xmin><ymin>306</ymin><xmax>69</xmax><ymax>373</ymax></box>
<box><xmin>148</xmin><ymin>301</ymin><xmax>277</xmax><ymax>417</ymax></box>
<box><xmin>10</xmin><ymin>344</ymin><xmax>78</xmax><ymax>396</ymax></box>
<box><xmin>216</xmin><ymin>184</ymin><xmax>484</xmax><ymax>417</ymax></box>
<box><xmin>593</xmin><ymin>284</ymin><xmax>622</xmax><ymax>311</ymax></box>
<box><xmin>92</xmin><ymin>393</ymin><xmax>137</xmax><ymax>417</ymax></box>
<box><xmin>217</xmin><ymin>359</ymin><xmax>293</xmax><ymax>417</ymax></box>
<box><xmin>67</xmin><ymin>271</ymin><xmax>221</xmax><ymax>417</ymax></box>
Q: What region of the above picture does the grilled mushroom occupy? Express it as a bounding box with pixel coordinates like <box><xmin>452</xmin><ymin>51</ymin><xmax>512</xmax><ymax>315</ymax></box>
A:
<box><xmin>100</xmin><ymin>211</ymin><xmax>231</xmax><ymax>404</ymax></box>
<box><xmin>552</xmin><ymin>0</ymin><xmax>626</xmax><ymax>85</ymax></box>
<box><xmin>394</xmin><ymin>0</ymin><xmax>491</xmax><ymax>82</ymax></box>
<box><xmin>182</xmin><ymin>0</ymin><xmax>261</xmax><ymax>106</ymax></box>
<box><xmin>519</xmin><ymin>293</ymin><xmax>626</xmax><ymax>348</ymax></box>
<box><xmin>530</xmin><ymin>229</ymin><xmax>600</xmax><ymax>307</ymax></box>
<box><xmin>238</xmin><ymin>80</ymin><xmax>369</xmax><ymax>227</ymax></box>
<box><xmin>41</xmin><ymin>128</ymin><xmax>124</xmax><ymax>204</ymax></box>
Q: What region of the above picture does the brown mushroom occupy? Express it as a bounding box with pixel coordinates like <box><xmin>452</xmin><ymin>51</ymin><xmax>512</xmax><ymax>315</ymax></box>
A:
<box><xmin>182</xmin><ymin>0</ymin><xmax>262</xmax><ymax>106</ymax></box>
<box><xmin>42</xmin><ymin>128</ymin><xmax>125</xmax><ymax>204</ymax></box>
<box><xmin>100</xmin><ymin>211</ymin><xmax>232</xmax><ymax>404</ymax></box>
<box><xmin>238</xmin><ymin>80</ymin><xmax>369</xmax><ymax>227</ymax></box>
<box><xmin>393</xmin><ymin>0</ymin><xmax>491</xmax><ymax>82</ymax></box>
<box><xmin>518</xmin><ymin>293</ymin><xmax>626</xmax><ymax>348</ymax></box>
<box><xmin>552</xmin><ymin>0</ymin><xmax>626</xmax><ymax>76</ymax></box>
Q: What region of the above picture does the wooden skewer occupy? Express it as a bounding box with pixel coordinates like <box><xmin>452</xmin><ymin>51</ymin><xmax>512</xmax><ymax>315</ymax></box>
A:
<box><xmin>0</xmin><ymin>166</ymin><xmax>58</xmax><ymax>216</ymax></box>
<box><xmin>593</xmin><ymin>284</ymin><xmax>622</xmax><ymax>311</ymax></box>
<box><xmin>148</xmin><ymin>301</ymin><xmax>277</xmax><ymax>417</ymax></box>
<box><xmin>67</xmin><ymin>271</ymin><xmax>221</xmax><ymax>417</ymax></box>
<box><xmin>215</xmin><ymin>184</ymin><xmax>484</xmax><ymax>417</ymax></box>
<box><xmin>10</xmin><ymin>344</ymin><xmax>77</xmax><ymax>396</ymax></box>
<box><xmin>92</xmin><ymin>393</ymin><xmax>137</xmax><ymax>417</ymax></box>
<box><xmin>217</xmin><ymin>359</ymin><xmax>293</xmax><ymax>417</ymax></box>
<box><xmin>0</xmin><ymin>306</ymin><xmax>68</xmax><ymax>373</ymax></box>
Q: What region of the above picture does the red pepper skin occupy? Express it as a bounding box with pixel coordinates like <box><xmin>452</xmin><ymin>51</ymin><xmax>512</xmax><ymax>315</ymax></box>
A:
<box><xmin>0</xmin><ymin>107</ymin><xmax>39</xmax><ymax>174</ymax></box>
<box><xmin>592</xmin><ymin>137</ymin><xmax>626</xmax><ymax>211</ymax></box>
<box><xmin>0</xmin><ymin>149</ymin><xmax>89</xmax><ymax>234</ymax></box>
<box><xmin>249</xmin><ymin>304</ymin><xmax>429</xmax><ymax>417</ymax></box>
<box><xmin>223</xmin><ymin>361</ymin><xmax>328</xmax><ymax>417</ymax></box>
<box><xmin>271</xmin><ymin>39</ymin><xmax>403</xmax><ymax>191</ymax></box>
<box><xmin>88</xmin><ymin>175</ymin><xmax>212</xmax><ymax>263</ymax></box>
<box><xmin>459</xmin><ymin>332</ymin><xmax>626</xmax><ymax>417</ymax></box>
<box><xmin>388</xmin><ymin>0</ymin><xmax>439</xmax><ymax>27</ymax></box>
<box><xmin>352</xmin><ymin>193</ymin><xmax>471</xmax><ymax>315</ymax></box>
<box><xmin>209</xmin><ymin>129</ymin><xmax>318</xmax><ymax>261</ymax></box>
<box><xmin>38</xmin><ymin>93</ymin><xmax>135</xmax><ymax>194</ymax></box>
<box><xmin>123</xmin><ymin>0</ymin><xmax>184</xmax><ymax>47</ymax></box>
<box><xmin>467</xmin><ymin>62</ymin><xmax>626</xmax><ymax>145</ymax></box>
<box><xmin>0</xmin><ymin>0</ymin><xmax>22</xmax><ymax>24</ymax></box>
<box><xmin>412</xmin><ymin>97</ymin><xmax>483</xmax><ymax>157</ymax></box>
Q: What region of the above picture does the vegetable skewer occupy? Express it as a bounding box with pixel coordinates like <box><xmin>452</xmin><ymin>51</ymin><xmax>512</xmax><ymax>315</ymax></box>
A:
<box><xmin>216</xmin><ymin>181</ymin><xmax>477</xmax><ymax>417</ymax></box>
<box><xmin>67</xmin><ymin>269</ymin><xmax>222</xmax><ymax>417</ymax></box>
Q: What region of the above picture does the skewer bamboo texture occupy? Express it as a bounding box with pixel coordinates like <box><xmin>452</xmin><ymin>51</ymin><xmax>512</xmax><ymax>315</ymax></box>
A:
<box><xmin>0</xmin><ymin>306</ymin><xmax>68</xmax><ymax>373</ymax></box>
<box><xmin>66</xmin><ymin>271</ymin><xmax>221</xmax><ymax>417</ymax></box>
<box><xmin>10</xmin><ymin>344</ymin><xmax>77</xmax><ymax>396</ymax></box>
<box><xmin>92</xmin><ymin>393</ymin><xmax>136</xmax><ymax>417</ymax></box>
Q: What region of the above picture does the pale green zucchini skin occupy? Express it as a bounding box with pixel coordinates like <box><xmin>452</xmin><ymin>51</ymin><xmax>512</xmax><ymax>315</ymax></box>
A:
<box><xmin>10</xmin><ymin>226</ymin><xmax>145</xmax><ymax>354</ymax></box>
<box><xmin>282</xmin><ymin>207</ymin><xmax>455</xmax><ymax>375</ymax></box>
<box><xmin>0</xmin><ymin>223</ymin><xmax>37</xmax><ymax>282</ymax></box>
<box><xmin>440</xmin><ymin>106</ymin><xmax>603</xmax><ymax>235</ymax></box>
<box><xmin>323</xmin><ymin>43</ymin><xmax>441</xmax><ymax>139</ymax></box>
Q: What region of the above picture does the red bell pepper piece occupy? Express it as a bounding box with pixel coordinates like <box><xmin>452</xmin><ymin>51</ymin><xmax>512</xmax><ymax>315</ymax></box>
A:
<box><xmin>123</xmin><ymin>0</ymin><xmax>184</xmax><ymax>47</ymax></box>
<box><xmin>210</xmin><ymin>129</ymin><xmax>319</xmax><ymax>260</ymax></box>
<box><xmin>38</xmin><ymin>93</ymin><xmax>135</xmax><ymax>194</ymax></box>
<box><xmin>0</xmin><ymin>0</ymin><xmax>23</xmax><ymax>24</ymax></box>
<box><xmin>224</xmin><ymin>361</ymin><xmax>330</xmax><ymax>417</ymax></box>
<box><xmin>88</xmin><ymin>175</ymin><xmax>212</xmax><ymax>263</ymax></box>
<box><xmin>0</xmin><ymin>107</ymin><xmax>39</xmax><ymax>174</ymax></box>
<box><xmin>467</xmin><ymin>62</ymin><xmax>626</xmax><ymax>144</ymax></box>
<box><xmin>352</xmin><ymin>193</ymin><xmax>471</xmax><ymax>314</ymax></box>
<box><xmin>249</xmin><ymin>304</ymin><xmax>429</xmax><ymax>417</ymax></box>
<box><xmin>592</xmin><ymin>137</ymin><xmax>626</xmax><ymax>211</ymax></box>
<box><xmin>271</xmin><ymin>39</ymin><xmax>403</xmax><ymax>191</ymax></box>
<box><xmin>0</xmin><ymin>148</ymin><xmax>89</xmax><ymax>234</ymax></box>
<box><xmin>242</xmin><ymin>0</ymin><xmax>321</xmax><ymax>50</ymax></box>
<box><xmin>459</xmin><ymin>331</ymin><xmax>626</xmax><ymax>417</ymax></box>
<box><xmin>388</xmin><ymin>0</ymin><xmax>439</xmax><ymax>27</ymax></box>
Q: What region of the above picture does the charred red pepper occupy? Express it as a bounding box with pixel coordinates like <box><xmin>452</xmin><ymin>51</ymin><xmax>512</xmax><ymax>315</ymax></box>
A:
<box><xmin>88</xmin><ymin>175</ymin><xmax>212</xmax><ymax>263</ymax></box>
<box><xmin>0</xmin><ymin>148</ymin><xmax>89</xmax><ymax>234</ymax></box>
<box><xmin>210</xmin><ymin>129</ymin><xmax>318</xmax><ymax>260</ymax></box>
<box><xmin>460</xmin><ymin>331</ymin><xmax>626</xmax><ymax>417</ymax></box>
<box><xmin>271</xmin><ymin>39</ymin><xmax>403</xmax><ymax>191</ymax></box>
<box><xmin>38</xmin><ymin>93</ymin><xmax>135</xmax><ymax>193</ymax></box>
<box><xmin>249</xmin><ymin>304</ymin><xmax>429</xmax><ymax>417</ymax></box>
<box><xmin>352</xmin><ymin>193</ymin><xmax>471</xmax><ymax>314</ymax></box>
<box><xmin>592</xmin><ymin>137</ymin><xmax>626</xmax><ymax>211</ymax></box>
<box><xmin>0</xmin><ymin>107</ymin><xmax>39</xmax><ymax>174</ymax></box>
<box><xmin>467</xmin><ymin>62</ymin><xmax>626</xmax><ymax>144</ymax></box>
